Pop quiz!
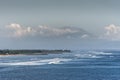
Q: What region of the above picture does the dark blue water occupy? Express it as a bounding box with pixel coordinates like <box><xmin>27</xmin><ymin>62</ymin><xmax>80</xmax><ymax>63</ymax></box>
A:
<box><xmin>0</xmin><ymin>50</ymin><xmax>120</xmax><ymax>80</ymax></box>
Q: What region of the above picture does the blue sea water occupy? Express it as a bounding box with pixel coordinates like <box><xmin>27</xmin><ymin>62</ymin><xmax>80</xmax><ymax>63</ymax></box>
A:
<box><xmin>0</xmin><ymin>50</ymin><xmax>120</xmax><ymax>80</ymax></box>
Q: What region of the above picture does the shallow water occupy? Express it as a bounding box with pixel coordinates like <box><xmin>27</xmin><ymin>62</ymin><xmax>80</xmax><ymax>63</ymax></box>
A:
<box><xmin>0</xmin><ymin>50</ymin><xmax>120</xmax><ymax>80</ymax></box>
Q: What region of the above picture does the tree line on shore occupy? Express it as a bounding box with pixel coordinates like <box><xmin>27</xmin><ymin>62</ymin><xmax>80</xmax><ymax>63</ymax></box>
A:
<box><xmin>0</xmin><ymin>49</ymin><xmax>71</xmax><ymax>55</ymax></box>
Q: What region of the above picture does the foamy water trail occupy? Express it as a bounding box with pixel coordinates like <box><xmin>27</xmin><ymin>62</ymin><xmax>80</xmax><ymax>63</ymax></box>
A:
<box><xmin>74</xmin><ymin>54</ymin><xmax>100</xmax><ymax>58</ymax></box>
<box><xmin>0</xmin><ymin>58</ymin><xmax>72</xmax><ymax>66</ymax></box>
<box><xmin>74</xmin><ymin>50</ymin><xmax>113</xmax><ymax>58</ymax></box>
<box><xmin>89</xmin><ymin>51</ymin><xmax>112</xmax><ymax>55</ymax></box>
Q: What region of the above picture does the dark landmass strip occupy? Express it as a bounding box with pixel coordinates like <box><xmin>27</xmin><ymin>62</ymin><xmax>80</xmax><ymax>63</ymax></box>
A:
<box><xmin>0</xmin><ymin>49</ymin><xmax>71</xmax><ymax>55</ymax></box>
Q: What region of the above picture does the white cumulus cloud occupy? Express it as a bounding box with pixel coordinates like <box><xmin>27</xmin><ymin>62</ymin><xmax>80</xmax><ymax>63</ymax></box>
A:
<box><xmin>7</xmin><ymin>23</ymin><xmax>33</xmax><ymax>37</ymax></box>
<box><xmin>5</xmin><ymin>23</ymin><xmax>91</xmax><ymax>39</ymax></box>
<box><xmin>100</xmin><ymin>24</ymin><xmax>120</xmax><ymax>41</ymax></box>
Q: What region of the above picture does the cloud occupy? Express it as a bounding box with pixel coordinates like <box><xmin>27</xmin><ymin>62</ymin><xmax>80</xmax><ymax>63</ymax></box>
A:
<box><xmin>81</xmin><ymin>34</ymin><xmax>89</xmax><ymax>38</ymax></box>
<box><xmin>100</xmin><ymin>24</ymin><xmax>120</xmax><ymax>41</ymax></box>
<box><xmin>6</xmin><ymin>23</ymin><xmax>91</xmax><ymax>39</ymax></box>
<box><xmin>7</xmin><ymin>23</ymin><xmax>33</xmax><ymax>37</ymax></box>
<box><xmin>37</xmin><ymin>25</ymin><xmax>80</xmax><ymax>36</ymax></box>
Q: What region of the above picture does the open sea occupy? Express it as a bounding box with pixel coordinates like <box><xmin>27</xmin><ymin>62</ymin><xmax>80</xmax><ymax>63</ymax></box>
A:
<box><xmin>0</xmin><ymin>50</ymin><xmax>120</xmax><ymax>80</ymax></box>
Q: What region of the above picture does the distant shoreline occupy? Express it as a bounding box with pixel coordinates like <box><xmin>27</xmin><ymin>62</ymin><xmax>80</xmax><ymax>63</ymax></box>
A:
<box><xmin>0</xmin><ymin>49</ymin><xmax>71</xmax><ymax>55</ymax></box>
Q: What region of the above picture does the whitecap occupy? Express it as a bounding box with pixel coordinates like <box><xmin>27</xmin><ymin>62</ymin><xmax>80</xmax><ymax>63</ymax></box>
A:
<box><xmin>89</xmin><ymin>51</ymin><xmax>112</xmax><ymax>55</ymax></box>
<box><xmin>0</xmin><ymin>58</ymin><xmax>72</xmax><ymax>66</ymax></box>
<box><xmin>48</xmin><ymin>58</ymin><xmax>71</xmax><ymax>64</ymax></box>
<box><xmin>74</xmin><ymin>54</ymin><xmax>100</xmax><ymax>58</ymax></box>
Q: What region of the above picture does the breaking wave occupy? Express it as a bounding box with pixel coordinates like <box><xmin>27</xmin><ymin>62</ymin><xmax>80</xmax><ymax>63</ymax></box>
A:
<box><xmin>74</xmin><ymin>54</ymin><xmax>99</xmax><ymax>58</ymax></box>
<box><xmin>0</xmin><ymin>58</ymin><xmax>72</xmax><ymax>66</ymax></box>
<box><xmin>74</xmin><ymin>51</ymin><xmax>113</xmax><ymax>58</ymax></box>
<box><xmin>88</xmin><ymin>51</ymin><xmax>112</xmax><ymax>55</ymax></box>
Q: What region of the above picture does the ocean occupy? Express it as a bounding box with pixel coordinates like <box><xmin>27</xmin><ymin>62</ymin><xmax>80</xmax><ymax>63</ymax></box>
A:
<box><xmin>0</xmin><ymin>50</ymin><xmax>120</xmax><ymax>80</ymax></box>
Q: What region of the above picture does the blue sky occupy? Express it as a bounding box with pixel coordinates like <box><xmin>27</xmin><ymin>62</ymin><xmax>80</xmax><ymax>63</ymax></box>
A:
<box><xmin>0</xmin><ymin>0</ymin><xmax>120</xmax><ymax>49</ymax></box>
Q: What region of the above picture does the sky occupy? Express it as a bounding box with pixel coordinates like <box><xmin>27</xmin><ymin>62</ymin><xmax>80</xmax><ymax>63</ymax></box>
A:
<box><xmin>0</xmin><ymin>0</ymin><xmax>120</xmax><ymax>49</ymax></box>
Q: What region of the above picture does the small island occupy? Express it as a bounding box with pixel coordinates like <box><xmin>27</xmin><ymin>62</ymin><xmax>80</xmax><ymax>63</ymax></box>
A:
<box><xmin>0</xmin><ymin>49</ymin><xmax>71</xmax><ymax>55</ymax></box>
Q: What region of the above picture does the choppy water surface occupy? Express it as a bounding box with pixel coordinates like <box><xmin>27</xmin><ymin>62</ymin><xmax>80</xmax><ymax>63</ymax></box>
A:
<box><xmin>0</xmin><ymin>50</ymin><xmax>120</xmax><ymax>80</ymax></box>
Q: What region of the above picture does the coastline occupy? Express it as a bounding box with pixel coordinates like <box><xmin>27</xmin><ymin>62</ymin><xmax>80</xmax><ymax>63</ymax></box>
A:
<box><xmin>0</xmin><ymin>49</ymin><xmax>71</xmax><ymax>56</ymax></box>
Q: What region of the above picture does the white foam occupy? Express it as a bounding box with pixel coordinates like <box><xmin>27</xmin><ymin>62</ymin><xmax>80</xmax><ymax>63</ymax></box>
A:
<box><xmin>47</xmin><ymin>58</ymin><xmax>71</xmax><ymax>64</ymax></box>
<box><xmin>74</xmin><ymin>51</ymin><xmax>113</xmax><ymax>58</ymax></box>
<box><xmin>75</xmin><ymin>54</ymin><xmax>100</xmax><ymax>58</ymax></box>
<box><xmin>89</xmin><ymin>51</ymin><xmax>112</xmax><ymax>55</ymax></box>
<box><xmin>0</xmin><ymin>58</ymin><xmax>72</xmax><ymax>66</ymax></box>
<box><xmin>0</xmin><ymin>55</ymin><xmax>15</xmax><ymax>57</ymax></box>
